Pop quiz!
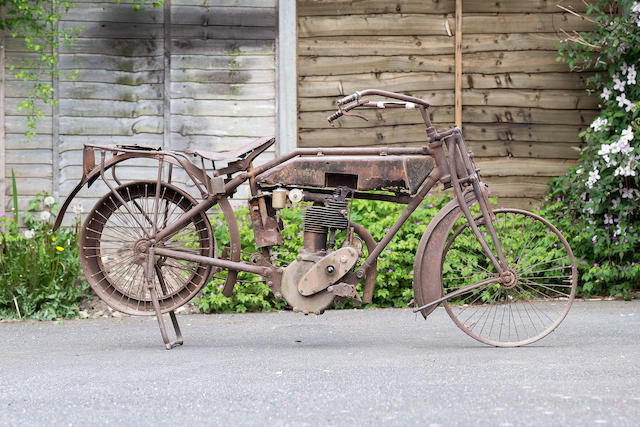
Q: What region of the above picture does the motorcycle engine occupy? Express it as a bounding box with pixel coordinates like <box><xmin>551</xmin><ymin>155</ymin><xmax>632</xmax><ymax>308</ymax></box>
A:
<box><xmin>280</xmin><ymin>199</ymin><xmax>358</xmax><ymax>314</ymax></box>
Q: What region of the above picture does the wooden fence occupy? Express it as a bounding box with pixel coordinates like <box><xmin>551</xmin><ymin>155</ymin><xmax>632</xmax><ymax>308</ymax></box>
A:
<box><xmin>297</xmin><ymin>0</ymin><xmax>598</xmax><ymax>207</ymax></box>
<box><xmin>1</xmin><ymin>0</ymin><xmax>599</xmax><ymax>218</ymax></box>
<box><xmin>1</xmin><ymin>0</ymin><xmax>276</xmax><ymax>221</ymax></box>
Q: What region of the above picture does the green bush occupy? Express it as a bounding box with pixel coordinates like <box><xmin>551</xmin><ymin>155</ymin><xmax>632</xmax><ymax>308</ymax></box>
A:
<box><xmin>0</xmin><ymin>192</ymin><xmax>88</xmax><ymax>320</ymax></box>
<box><xmin>538</xmin><ymin>198</ymin><xmax>639</xmax><ymax>297</ymax></box>
<box><xmin>548</xmin><ymin>0</ymin><xmax>640</xmax><ymax>297</ymax></box>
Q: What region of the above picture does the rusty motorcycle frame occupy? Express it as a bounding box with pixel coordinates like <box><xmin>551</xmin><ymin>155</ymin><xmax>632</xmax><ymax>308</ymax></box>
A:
<box><xmin>54</xmin><ymin>89</ymin><xmax>577</xmax><ymax>349</ymax></box>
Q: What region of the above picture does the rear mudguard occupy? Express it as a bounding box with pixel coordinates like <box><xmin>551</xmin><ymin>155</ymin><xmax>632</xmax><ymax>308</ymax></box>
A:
<box><xmin>52</xmin><ymin>150</ymin><xmax>212</xmax><ymax>232</ymax></box>
<box><xmin>412</xmin><ymin>191</ymin><xmax>477</xmax><ymax>318</ymax></box>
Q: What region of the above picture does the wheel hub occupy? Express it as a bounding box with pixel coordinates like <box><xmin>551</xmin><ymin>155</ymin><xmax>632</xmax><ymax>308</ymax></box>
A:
<box><xmin>133</xmin><ymin>239</ymin><xmax>151</xmax><ymax>265</ymax></box>
<box><xmin>500</xmin><ymin>269</ymin><xmax>518</xmax><ymax>289</ymax></box>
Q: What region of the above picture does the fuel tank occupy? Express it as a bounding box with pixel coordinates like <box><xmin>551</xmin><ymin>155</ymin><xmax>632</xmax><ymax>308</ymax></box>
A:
<box><xmin>256</xmin><ymin>155</ymin><xmax>434</xmax><ymax>195</ymax></box>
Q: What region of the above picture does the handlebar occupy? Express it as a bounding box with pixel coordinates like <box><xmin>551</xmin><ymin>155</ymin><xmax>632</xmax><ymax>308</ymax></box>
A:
<box><xmin>337</xmin><ymin>89</ymin><xmax>430</xmax><ymax>108</ymax></box>
<box><xmin>337</xmin><ymin>92</ymin><xmax>360</xmax><ymax>106</ymax></box>
<box><xmin>328</xmin><ymin>89</ymin><xmax>431</xmax><ymax>124</ymax></box>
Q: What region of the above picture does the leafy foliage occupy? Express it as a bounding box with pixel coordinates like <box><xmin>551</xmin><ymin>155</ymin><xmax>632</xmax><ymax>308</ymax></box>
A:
<box><xmin>550</xmin><ymin>0</ymin><xmax>640</xmax><ymax>297</ymax></box>
<box><xmin>0</xmin><ymin>188</ymin><xmax>88</xmax><ymax>320</ymax></box>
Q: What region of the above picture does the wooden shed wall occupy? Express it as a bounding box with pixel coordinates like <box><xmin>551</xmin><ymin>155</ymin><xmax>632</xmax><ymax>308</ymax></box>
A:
<box><xmin>297</xmin><ymin>0</ymin><xmax>597</xmax><ymax>208</ymax></box>
<box><xmin>2</xmin><ymin>0</ymin><xmax>276</xmax><ymax>221</ymax></box>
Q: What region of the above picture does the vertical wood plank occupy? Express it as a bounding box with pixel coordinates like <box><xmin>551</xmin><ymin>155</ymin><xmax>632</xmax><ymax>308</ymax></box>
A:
<box><xmin>454</xmin><ymin>0</ymin><xmax>462</xmax><ymax>128</ymax></box>
<box><xmin>163</xmin><ymin>0</ymin><xmax>172</xmax><ymax>150</ymax></box>
<box><xmin>52</xmin><ymin>5</ymin><xmax>60</xmax><ymax>199</ymax></box>
<box><xmin>0</xmin><ymin>32</ymin><xmax>5</xmax><ymax>216</ymax></box>
<box><xmin>277</xmin><ymin>0</ymin><xmax>297</xmax><ymax>154</ymax></box>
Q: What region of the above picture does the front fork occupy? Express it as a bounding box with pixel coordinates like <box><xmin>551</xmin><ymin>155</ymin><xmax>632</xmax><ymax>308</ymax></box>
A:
<box><xmin>445</xmin><ymin>130</ymin><xmax>508</xmax><ymax>274</ymax></box>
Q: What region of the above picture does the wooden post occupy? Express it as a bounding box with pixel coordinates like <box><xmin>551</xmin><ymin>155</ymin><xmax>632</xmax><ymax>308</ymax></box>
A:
<box><xmin>0</xmin><ymin>32</ymin><xmax>5</xmax><ymax>216</ymax></box>
<box><xmin>454</xmin><ymin>0</ymin><xmax>462</xmax><ymax>129</ymax></box>
<box><xmin>163</xmin><ymin>0</ymin><xmax>172</xmax><ymax>150</ymax></box>
<box><xmin>52</xmin><ymin>4</ymin><xmax>60</xmax><ymax>199</ymax></box>
<box><xmin>276</xmin><ymin>0</ymin><xmax>297</xmax><ymax>155</ymax></box>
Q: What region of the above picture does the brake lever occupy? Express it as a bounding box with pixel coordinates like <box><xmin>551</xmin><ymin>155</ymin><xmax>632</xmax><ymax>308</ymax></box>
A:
<box><xmin>328</xmin><ymin>98</ymin><xmax>370</xmax><ymax>127</ymax></box>
<box><xmin>341</xmin><ymin>98</ymin><xmax>370</xmax><ymax>121</ymax></box>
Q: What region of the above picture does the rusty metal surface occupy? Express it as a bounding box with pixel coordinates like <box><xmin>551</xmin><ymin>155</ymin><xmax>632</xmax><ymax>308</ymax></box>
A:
<box><xmin>186</xmin><ymin>136</ymin><xmax>274</xmax><ymax>162</ymax></box>
<box><xmin>79</xmin><ymin>181</ymin><xmax>214</xmax><ymax>316</ymax></box>
<box><xmin>412</xmin><ymin>191</ymin><xmax>476</xmax><ymax>318</ymax></box>
<box><xmin>257</xmin><ymin>155</ymin><xmax>434</xmax><ymax>195</ymax></box>
<box><xmin>280</xmin><ymin>259</ymin><xmax>336</xmax><ymax>315</ymax></box>
<box><xmin>298</xmin><ymin>246</ymin><xmax>359</xmax><ymax>296</ymax></box>
<box><xmin>248</xmin><ymin>198</ymin><xmax>284</xmax><ymax>248</ymax></box>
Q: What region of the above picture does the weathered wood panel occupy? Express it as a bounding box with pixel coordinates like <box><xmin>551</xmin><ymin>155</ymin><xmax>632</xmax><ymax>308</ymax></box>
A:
<box><xmin>3</xmin><ymin>0</ymin><xmax>277</xmax><ymax>221</ymax></box>
<box><xmin>300</xmin><ymin>51</ymin><xmax>569</xmax><ymax>77</ymax></box>
<box><xmin>299</xmin><ymin>0</ymin><xmax>589</xmax><ymax>15</ymax></box>
<box><xmin>297</xmin><ymin>0</ymin><xmax>597</xmax><ymax>203</ymax></box>
<box><xmin>171</xmin><ymin>24</ymin><xmax>275</xmax><ymax>40</ymax></box>
<box><xmin>299</xmin><ymin>107</ymin><xmax>596</xmax><ymax>128</ymax></box>
<box><xmin>298</xmin><ymin>33</ymin><xmax>564</xmax><ymax>56</ymax></box>
<box><xmin>299</xmin><ymin>124</ymin><xmax>585</xmax><ymax>147</ymax></box>
<box><xmin>298</xmin><ymin>14</ymin><xmax>593</xmax><ymax>38</ymax></box>
<box><xmin>170</xmin><ymin>82</ymin><xmax>274</xmax><ymax>100</ymax></box>
<box><xmin>171</xmin><ymin>99</ymin><xmax>274</xmax><ymax>116</ymax></box>
<box><xmin>300</xmin><ymin>89</ymin><xmax>599</xmax><ymax>111</ymax></box>
<box><xmin>298</xmin><ymin>72</ymin><xmax>592</xmax><ymax>97</ymax></box>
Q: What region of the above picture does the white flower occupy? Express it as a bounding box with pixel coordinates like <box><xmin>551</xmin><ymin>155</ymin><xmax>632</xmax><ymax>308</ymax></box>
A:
<box><xmin>601</xmin><ymin>87</ymin><xmax>612</xmax><ymax>100</ymax></box>
<box><xmin>615</xmin><ymin>162</ymin><xmax>637</xmax><ymax>177</ymax></box>
<box><xmin>632</xmin><ymin>2</ymin><xmax>640</xmax><ymax>13</ymax></box>
<box><xmin>604</xmin><ymin>214</ymin><xmax>614</xmax><ymax>225</ymax></box>
<box><xmin>614</xmin><ymin>224</ymin><xmax>623</xmax><ymax>237</ymax></box>
<box><xmin>24</xmin><ymin>229</ymin><xmax>35</xmax><ymax>239</ymax></box>
<box><xmin>44</xmin><ymin>196</ymin><xmax>55</xmax><ymax>207</ymax></box>
<box><xmin>616</xmin><ymin>93</ymin><xmax>629</xmax><ymax>108</ymax></box>
<box><xmin>586</xmin><ymin>169</ymin><xmax>600</xmax><ymax>189</ymax></box>
<box><xmin>628</xmin><ymin>65</ymin><xmax>637</xmax><ymax>85</ymax></box>
<box><xmin>621</xmin><ymin>187</ymin><xmax>634</xmax><ymax>198</ymax></box>
<box><xmin>620</xmin><ymin>126</ymin><xmax>634</xmax><ymax>143</ymax></box>
<box><xmin>613</xmin><ymin>74</ymin><xmax>626</xmax><ymax>91</ymax></box>
<box><xmin>72</xmin><ymin>202</ymin><xmax>83</xmax><ymax>215</ymax></box>
<box><xmin>590</xmin><ymin>117</ymin><xmax>609</xmax><ymax>132</ymax></box>
<box><xmin>616</xmin><ymin>61</ymin><xmax>629</xmax><ymax>76</ymax></box>
<box><xmin>612</xmin><ymin>197</ymin><xmax>621</xmax><ymax>208</ymax></box>
<box><xmin>621</xmin><ymin>62</ymin><xmax>629</xmax><ymax>75</ymax></box>
<box><xmin>39</xmin><ymin>211</ymin><xmax>51</xmax><ymax>222</ymax></box>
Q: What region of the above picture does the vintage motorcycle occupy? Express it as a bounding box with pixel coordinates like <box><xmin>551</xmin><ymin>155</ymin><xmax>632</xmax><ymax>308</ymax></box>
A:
<box><xmin>53</xmin><ymin>89</ymin><xmax>577</xmax><ymax>349</ymax></box>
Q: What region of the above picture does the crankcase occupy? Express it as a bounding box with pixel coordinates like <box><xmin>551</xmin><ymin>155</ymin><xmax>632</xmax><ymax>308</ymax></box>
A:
<box><xmin>281</xmin><ymin>260</ymin><xmax>336</xmax><ymax>315</ymax></box>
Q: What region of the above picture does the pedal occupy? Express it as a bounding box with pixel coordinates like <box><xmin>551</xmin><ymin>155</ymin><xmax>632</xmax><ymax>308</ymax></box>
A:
<box><xmin>327</xmin><ymin>283</ymin><xmax>362</xmax><ymax>306</ymax></box>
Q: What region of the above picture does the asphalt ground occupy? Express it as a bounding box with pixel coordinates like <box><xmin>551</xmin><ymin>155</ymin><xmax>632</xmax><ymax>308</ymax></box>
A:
<box><xmin>1</xmin><ymin>300</ymin><xmax>639</xmax><ymax>426</ymax></box>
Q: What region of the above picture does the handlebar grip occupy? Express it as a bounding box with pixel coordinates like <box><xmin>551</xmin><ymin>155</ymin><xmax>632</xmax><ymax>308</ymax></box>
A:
<box><xmin>337</xmin><ymin>93</ymin><xmax>359</xmax><ymax>106</ymax></box>
<box><xmin>327</xmin><ymin>110</ymin><xmax>344</xmax><ymax>123</ymax></box>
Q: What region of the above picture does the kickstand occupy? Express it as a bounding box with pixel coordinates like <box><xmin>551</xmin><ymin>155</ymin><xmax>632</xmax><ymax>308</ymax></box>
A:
<box><xmin>145</xmin><ymin>250</ymin><xmax>184</xmax><ymax>350</ymax></box>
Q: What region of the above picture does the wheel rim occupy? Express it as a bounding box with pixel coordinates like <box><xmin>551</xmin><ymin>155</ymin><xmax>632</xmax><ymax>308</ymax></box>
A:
<box><xmin>442</xmin><ymin>208</ymin><xmax>577</xmax><ymax>347</ymax></box>
<box><xmin>80</xmin><ymin>181</ymin><xmax>213</xmax><ymax>315</ymax></box>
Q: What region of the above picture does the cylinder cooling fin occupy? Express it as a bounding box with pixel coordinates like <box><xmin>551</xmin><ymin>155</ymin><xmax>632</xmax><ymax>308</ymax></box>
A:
<box><xmin>304</xmin><ymin>200</ymin><xmax>348</xmax><ymax>233</ymax></box>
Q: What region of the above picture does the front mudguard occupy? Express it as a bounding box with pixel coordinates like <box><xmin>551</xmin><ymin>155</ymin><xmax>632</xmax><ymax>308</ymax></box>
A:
<box><xmin>412</xmin><ymin>191</ymin><xmax>477</xmax><ymax>318</ymax></box>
